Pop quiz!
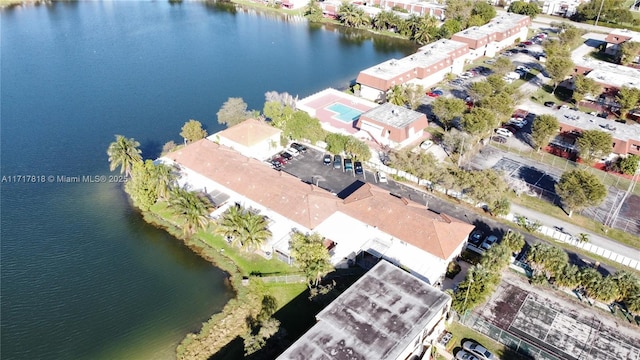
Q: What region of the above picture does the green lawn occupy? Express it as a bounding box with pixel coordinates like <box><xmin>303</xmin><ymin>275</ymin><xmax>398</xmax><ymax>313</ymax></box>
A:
<box><xmin>446</xmin><ymin>322</ymin><xmax>530</xmax><ymax>360</ymax></box>
<box><xmin>264</xmin><ymin>282</ymin><xmax>308</xmax><ymax>311</ymax></box>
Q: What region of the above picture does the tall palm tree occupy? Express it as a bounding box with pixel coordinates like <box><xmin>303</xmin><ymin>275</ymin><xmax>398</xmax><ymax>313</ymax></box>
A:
<box><xmin>216</xmin><ymin>205</ymin><xmax>271</xmax><ymax>251</ymax></box>
<box><xmin>155</xmin><ymin>163</ymin><xmax>177</xmax><ymax>201</ymax></box>
<box><xmin>169</xmin><ymin>187</ymin><xmax>212</xmax><ymax>237</ymax></box>
<box><xmin>579</xmin><ymin>267</ymin><xmax>602</xmax><ymax>300</ymax></box>
<box><xmin>107</xmin><ymin>135</ymin><xmax>142</xmax><ymax>178</ymax></box>
<box><xmin>593</xmin><ymin>276</ymin><xmax>619</xmax><ymax>304</ymax></box>
<box><xmin>386</xmin><ymin>85</ymin><xmax>407</xmax><ymax>106</ymax></box>
<box><xmin>501</xmin><ymin>230</ymin><xmax>525</xmax><ymax>253</ymax></box>
<box><xmin>554</xmin><ymin>264</ymin><xmax>580</xmax><ymax>289</ymax></box>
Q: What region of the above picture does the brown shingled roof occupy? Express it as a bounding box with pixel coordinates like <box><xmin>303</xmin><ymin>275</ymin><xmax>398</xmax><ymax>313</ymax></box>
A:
<box><xmin>168</xmin><ymin>140</ymin><xmax>471</xmax><ymax>260</ymax></box>
<box><xmin>340</xmin><ymin>184</ymin><xmax>473</xmax><ymax>259</ymax></box>
<box><xmin>216</xmin><ymin>118</ymin><xmax>282</xmax><ymax>147</ymax></box>
<box><xmin>167</xmin><ymin>140</ymin><xmax>339</xmax><ymax>229</ymax></box>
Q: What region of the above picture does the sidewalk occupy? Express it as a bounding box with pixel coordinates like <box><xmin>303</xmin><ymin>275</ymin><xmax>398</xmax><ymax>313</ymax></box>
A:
<box><xmin>510</xmin><ymin>203</ymin><xmax>640</xmax><ymax>262</ymax></box>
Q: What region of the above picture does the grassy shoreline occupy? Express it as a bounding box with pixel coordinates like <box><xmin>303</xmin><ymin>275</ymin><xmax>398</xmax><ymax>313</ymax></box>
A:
<box><xmin>142</xmin><ymin>203</ymin><xmax>305</xmax><ymax>360</ymax></box>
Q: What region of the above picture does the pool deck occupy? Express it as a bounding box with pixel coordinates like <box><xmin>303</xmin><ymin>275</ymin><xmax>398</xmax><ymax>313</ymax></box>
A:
<box><xmin>298</xmin><ymin>88</ymin><xmax>378</xmax><ymax>135</ymax></box>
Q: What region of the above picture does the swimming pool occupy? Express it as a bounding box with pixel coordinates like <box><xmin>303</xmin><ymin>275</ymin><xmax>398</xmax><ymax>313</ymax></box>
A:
<box><xmin>327</xmin><ymin>103</ymin><xmax>363</xmax><ymax>123</ymax></box>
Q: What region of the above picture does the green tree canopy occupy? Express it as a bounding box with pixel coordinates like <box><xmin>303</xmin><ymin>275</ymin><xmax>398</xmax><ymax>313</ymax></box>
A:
<box><xmin>304</xmin><ymin>0</ymin><xmax>323</xmax><ymax>22</ymax></box>
<box><xmin>289</xmin><ymin>232</ymin><xmax>333</xmax><ymax>287</ymax></box>
<box><xmin>491</xmin><ymin>57</ymin><xmax>515</xmax><ymax>77</ymax></box>
<box><xmin>471</xmin><ymin>1</ymin><xmax>496</xmax><ymax>24</ymax></box>
<box><xmin>337</xmin><ymin>2</ymin><xmax>370</xmax><ymax>28</ymax></box>
<box><xmin>531</xmin><ymin>114</ymin><xmax>559</xmax><ymax>151</ymax></box>
<box><xmin>465</xmin><ymin>169</ymin><xmax>508</xmax><ymax>205</ymax></box>
<box><xmin>389</xmin><ymin>149</ymin><xmax>440</xmax><ymax>181</ymax></box>
<box><xmin>180</xmin><ymin>119</ymin><xmax>207</xmax><ymax>144</ymax></box>
<box><xmin>169</xmin><ymin>187</ymin><xmax>213</xmax><ymax>237</ymax></box>
<box><xmin>468</xmin><ymin>80</ymin><xmax>493</xmax><ymax>101</ymax></box>
<box><xmin>216</xmin><ymin>205</ymin><xmax>272</xmax><ymax>251</ymax></box>
<box><xmin>462</xmin><ymin>107</ymin><xmax>495</xmax><ymax>136</ymax></box>
<box><xmin>555</xmin><ymin>264</ymin><xmax>581</xmax><ymax>289</ymax></box>
<box><xmin>576</xmin><ymin>130</ymin><xmax>613</xmax><ymax>164</ymax></box>
<box><xmin>386</xmin><ymin>85</ymin><xmax>408</xmax><ymax>106</ymax></box>
<box><xmin>324</xmin><ymin>133</ymin><xmax>350</xmax><ymax>155</ymax></box>
<box><xmin>619</xmin><ymin>41</ymin><xmax>640</xmax><ymax>65</ymax></box>
<box><xmin>507</xmin><ymin>1</ymin><xmax>541</xmax><ymax>18</ymax></box>
<box><xmin>501</xmin><ymin>230</ymin><xmax>525</xmax><ymax>253</ymax></box>
<box><xmin>217</xmin><ymin>97</ymin><xmax>254</xmax><ymax>127</ymax></box>
<box><xmin>431</xmin><ymin>97</ymin><xmax>466</xmax><ymax>130</ymax></box>
<box><xmin>546</xmin><ymin>56</ymin><xmax>574</xmax><ymax>94</ymax></box>
<box><xmin>555</xmin><ymin>169</ymin><xmax>607</xmax><ymax>216</ymax></box>
<box><xmin>344</xmin><ymin>136</ymin><xmax>371</xmax><ymax>161</ymax></box>
<box><xmin>125</xmin><ymin>160</ymin><xmax>161</xmax><ymax>211</ymax></box>
<box><xmin>616</xmin><ymin>86</ymin><xmax>640</xmax><ymax>119</ymax></box>
<box><xmin>558</xmin><ymin>27</ymin><xmax>585</xmax><ymax>48</ymax></box>
<box><xmin>445</xmin><ymin>0</ymin><xmax>473</xmax><ymax>24</ymax></box>
<box><xmin>572</xmin><ymin>74</ymin><xmax>602</xmax><ymax>104</ymax></box>
<box><xmin>616</xmin><ymin>155</ymin><xmax>640</xmax><ymax>175</ymax></box>
<box><xmin>543</xmin><ymin>39</ymin><xmax>571</xmax><ymax>58</ymax></box>
<box><xmin>404</xmin><ymin>83</ymin><xmax>426</xmax><ymax>110</ymax></box>
<box><xmin>107</xmin><ymin>134</ymin><xmax>143</xmax><ymax>178</ymax></box>
<box><xmin>527</xmin><ymin>243</ymin><xmax>568</xmax><ymax>279</ymax></box>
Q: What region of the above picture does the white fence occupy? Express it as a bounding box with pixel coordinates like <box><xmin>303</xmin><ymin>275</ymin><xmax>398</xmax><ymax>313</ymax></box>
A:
<box><xmin>506</xmin><ymin>214</ymin><xmax>640</xmax><ymax>271</ymax></box>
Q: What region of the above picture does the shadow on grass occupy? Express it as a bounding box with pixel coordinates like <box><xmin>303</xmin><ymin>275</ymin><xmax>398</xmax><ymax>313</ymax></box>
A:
<box><xmin>211</xmin><ymin>268</ymin><xmax>368</xmax><ymax>360</ymax></box>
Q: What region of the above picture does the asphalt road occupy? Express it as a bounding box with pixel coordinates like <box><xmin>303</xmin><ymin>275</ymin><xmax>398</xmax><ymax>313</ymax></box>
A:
<box><xmin>279</xmin><ymin>147</ymin><xmax>621</xmax><ymax>275</ymax></box>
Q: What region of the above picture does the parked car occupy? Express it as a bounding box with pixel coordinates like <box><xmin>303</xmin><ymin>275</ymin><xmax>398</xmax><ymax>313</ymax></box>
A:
<box><xmin>272</xmin><ymin>156</ymin><xmax>287</xmax><ymax>166</ymax></box>
<box><xmin>456</xmin><ymin>350</ymin><xmax>481</xmax><ymax>360</ymax></box>
<box><xmin>344</xmin><ymin>158</ymin><xmax>353</xmax><ymax>171</ymax></box>
<box><xmin>469</xmin><ymin>230</ymin><xmax>485</xmax><ymax>245</ymax></box>
<box><xmin>354</xmin><ymin>161</ymin><xmax>363</xmax><ymax>175</ymax></box>
<box><xmin>427</xmin><ymin>89</ymin><xmax>444</xmax><ymax>97</ymax></box>
<box><xmin>491</xmin><ymin>136</ymin><xmax>507</xmax><ymax>144</ymax></box>
<box><xmin>463</xmin><ymin>341</ymin><xmax>497</xmax><ymax>360</ymax></box>
<box><xmin>523</xmin><ymin>40</ymin><xmax>533</xmax><ymax>46</ymax></box>
<box><xmin>451</xmin><ymin>78</ymin><xmax>465</xmax><ymax>86</ymax></box>
<box><xmin>560</xmin><ymin>104</ymin><xmax>570</xmax><ymax>110</ymax></box>
<box><xmin>333</xmin><ymin>154</ymin><xmax>342</xmax><ymax>169</ymax></box>
<box><xmin>280</xmin><ymin>151</ymin><xmax>293</xmax><ymax>160</ymax></box>
<box><xmin>482</xmin><ymin>235</ymin><xmax>498</xmax><ymax>250</ymax></box>
<box><xmin>516</xmin><ymin>65</ymin><xmax>531</xmax><ymax>72</ymax></box>
<box><xmin>420</xmin><ymin>140</ymin><xmax>434</xmax><ymax>150</ymax></box>
<box><xmin>377</xmin><ymin>171</ymin><xmax>388</xmax><ymax>183</ymax></box>
<box><xmin>507</xmin><ymin>118</ymin><xmax>527</xmax><ymax>128</ymax></box>
<box><xmin>484</xmin><ymin>59</ymin><xmax>496</xmax><ymax>65</ymax></box>
<box><xmin>495</xmin><ymin>128</ymin><xmax>513</xmax><ymax>137</ymax></box>
<box><xmin>286</xmin><ymin>147</ymin><xmax>300</xmax><ymax>156</ymax></box>
<box><xmin>544</xmin><ymin>101</ymin><xmax>556</xmax><ymax>108</ymax></box>
<box><xmin>291</xmin><ymin>142</ymin><xmax>307</xmax><ymax>153</ymax></box>
<box><xmin>323</xmin><ymin>154</ymin><xmax>332</xmax><ymax>166</ymax></box>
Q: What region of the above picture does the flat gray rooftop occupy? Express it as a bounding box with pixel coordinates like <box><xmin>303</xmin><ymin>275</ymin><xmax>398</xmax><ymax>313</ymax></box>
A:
<box><xmin>455</xmin><ymin>13</ymin><xmax>528</xmax><ymax>41</ymax></box>
<box><xmin>361</xmin><ymin>102</ymin><xmax>423</xmax><ymax>129</ymax></box>
<box><xmin>359</xmin><ymin>39</ymin><xmax>467</xmax><ymax>81</ymax></box>
<box><xmin>277</xmin><ymin>260</ymin><xmax>450</xmax><ymax>360</ymax></box>
<box><xmin>557</xmin><ymin>108</ymin><xmax>640</xmax><ymax>143</ymax></box>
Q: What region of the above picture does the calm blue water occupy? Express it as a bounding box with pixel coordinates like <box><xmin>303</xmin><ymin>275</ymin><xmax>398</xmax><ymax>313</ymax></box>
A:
<box><xmin>327</xmin><ymin>103</ymin><xmax>363</xmax><ymax>122</ymax></box>
<box><xmin>0</xmin><ymin>2</ymin><xmax>416</xmax><ymax>359</ymax></box>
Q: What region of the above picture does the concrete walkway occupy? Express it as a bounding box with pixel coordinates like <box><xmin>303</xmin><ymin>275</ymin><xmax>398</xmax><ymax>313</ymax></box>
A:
<box><xmin>510</xmin><ymin>203</ymin><xmax>640</xmax><ymax>261</ymax></box>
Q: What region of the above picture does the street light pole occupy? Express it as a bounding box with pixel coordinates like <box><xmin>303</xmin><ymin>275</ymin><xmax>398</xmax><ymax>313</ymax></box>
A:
<box><xmin>594</xmin><ymin>0</ymin><xmax>606</xmax><ymax>27</ymax></box>
<box><xmin>462</xmin><ymin>269</ymin><xmax>474</xmax><ymax>323</ymax></box>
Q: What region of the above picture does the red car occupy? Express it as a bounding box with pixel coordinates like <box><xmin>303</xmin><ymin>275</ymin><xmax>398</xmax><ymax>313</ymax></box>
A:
<box><xmin>523</xmin><ymin>41</ymin><xmax>533</xmax><ymax>45</ymax></box>
<box><xmin>427</xmin><ymin>89</ymin><xmax>444</xmax><ymax>97</ymax></box>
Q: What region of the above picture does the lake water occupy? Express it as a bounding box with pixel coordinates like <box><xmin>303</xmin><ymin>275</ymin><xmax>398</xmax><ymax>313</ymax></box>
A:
<box><xmin>0</xmin><ymin>2</ymin><xmax>416</xmax><ymax>359</ymax></box>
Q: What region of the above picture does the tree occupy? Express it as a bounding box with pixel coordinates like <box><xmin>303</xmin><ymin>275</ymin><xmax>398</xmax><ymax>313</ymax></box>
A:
<box><xmin>107</xmin><ymin>134</ymin><xmax>142</xmax><ymax>178</ymax></box>
<box><xmin>216</xmin><ymin>205</ymin><xmax>271</xmax><ymax>251</ymax></box>
<box><xmin>527</xmin><ymin>243</ymin><xmax>568</xmax><ymax>280</ymax></box>
<box><xmin>612</xmin><ymin>270</ymin><xmax>640</xmax><ymax>301</ymax></box>
<box><xmin>154</xmin><ymin>163</ymin><xmax>176</xmax><ymax>201</ymax></box>
<box><xmin>616</xmin><ymin>154</ymin><xmax>640</xmax><ymax>175</ymax></box>
<box><xmin>217</xmin><ymin>97</ymin><xmax>253</xmax><ymax>127</ymax></box>
<box><xmin>576</xmin><ymin>130</ymin><xmax>613</xmax><ymax>164</ymax></box>
<box><xmin>324</xmin><ymin>133</ymin><xmax>349</xmax><ymax>154</ymax></box>
<box><xmin>531</xmin><ymin>114</ymin><xmax>559</xmax><ymax>151</ymax></box>
<box><xmin>161</xmin><ymin>140</ymin><xmax>178</xmax><ymax>156</ymax></box>
<box><xmin>555</xmin><ymin>264</ymin><xmax>580</xmax><ymax>289</ymax></box>
<box><xmin>438</xmin><ymin>19</ymin><xmax>463</xmax><ymax>39</ymax></box>
<box><xmin>386</xmin><ymin>85</ymin><xmax>408</xmax><ymax>106</ymax></box>
<box><xmin>492</xmin><ymin>57</ymin><xmax>515</xmax><ymax>77</ymax></box>
<box><xmin>344</xmin><ymin>136</ymin><xmax>371</xmax><ymax>161</ymax></box>
<box><xmin>466</xmin><ymin>169</ymin><xmax>508</xmax><ymax>205</ymax></box>
<box><xmin>411</xmin><ymin>15</ymin><xmax>438</xmax><ymax>44</ymax></box>
<box><xmin>289</xmin><ymin>232</ymin><xmax>333</xmax><ymax>287</ymax></box>
<box><xmin>593</xmin><ymin>276</ymin><xmax>619</xmax><ymax>303</ymax></box>
<box><xmin>467</xmin><ymin>81</ymin><xmax>493</xmax><ymax>101</ymax></box>
<box><xmin>431</xmin><ymin>97</ymin><xmax>466</xmax><ymax>130</ymax></box>
<box><xmin>490</xmin><ymin>197</ymin><xmax>511</xmax><ymax>217</ymax></box>
<box><xmin>616</xmin><ymin>86</ymin><xmax>640</xmax><ymax>119</ymax></box>
<box><xmin>579</xmin><ymin>267</ymin><xmax>603</xmax><ymax>300</ymax></box>
<box><xmin>180</xmin><ymin>119</ymin><xmax>207</xmax><ymax>144</ymax></box>
<box><xmin>546</xmin><ymin>56</ymin><xmax>574</xmax><ymax>94</ymax></box>
<box><xmin>619</xmin><ymin>41</ymin><xmax>640</xmax><ymax>65</ymax></box>
<box><xmin>337</xmin><ymin>2</ymin><xmax>369</xmax><ymax>28</ymax></box>
<box><xmin>508</xmin><ymin>1</ymin><xmax>541</xmax><ymax>18</ymax></box>
<box><xmin>404</xmin><ymin>83</ymin><xmax>425</xmax><ymax>110</ymax></box>
<box><xmin>169</xmin><ymin>187</ymin><xmax>212</xmax><ymax>237</ymax></box>
<box><xmin>555</xmin><ymin>169</ymin><xmax>607</xmax><ymax>217</ymax></box>
<box><xmin>445</xmin><ymin>0</ymin><xmax>473</xmax><ymax>24</ymax></box>
<box><xmin>304</xmin><ymin>0</ymin><xmax>323</xmax><ymax>22</ymax></box>
<box><xmin>558</xmin><ymin>27</ymin><xmax>585</xmax><ymax>48</ymax></box>
<box><xmin>576</xmin><ymin>232</ymin><xmax>590</xmax><ymax>243</ymax></box>
<box><xmin>451</xmin><ymin>265</ymin><xmax>499</xmax><ymax>313</ymax></box>
<box><xmin>501</xmin><ymin>230</ymin><xmax>525</xmax><ymax>253</ymax></box>
<box><xmin>479</xmin><ymin>92</ymin><xmax>514</xmax><ymax>126</ymax></box>
<box><xmin>572</xmin><ymin>74</ymin><xmax>601</xmax><ymax>104</ymax></box>
<box><xmin>462</xmin><ymin>107</ymin><xmax>495</xmax><ymax>136</ymax></box>
<box><xmin>126</xmin><ymin>160</ymin><xmax>160</xmax><ymax>211</ymax></box>
<box><xmin>479</xmin><ymin>243</ymin><xmax>512</xmax><ymax>272</ymax></box>
<box><xmin>471</xmin><ymin>1</ymin><xmax>496</xmax><ymax>24</ymax></box>
<box><xmin>281</xmin><ymin>110</ymin><xmax>325</xmax><ymax>144</ymax></box>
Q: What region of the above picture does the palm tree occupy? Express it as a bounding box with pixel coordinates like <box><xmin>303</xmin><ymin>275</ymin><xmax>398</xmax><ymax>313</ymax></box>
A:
<box><xmin>593</xmin><ymin>276</ymin><xmax>619</xmax><ymax>304</ymax></box>
<box><xmin>576</xmin><ymin>233</ymin><xmax>590</xmax><ymax>243</ymax></box>
<box><xmin>216</xmin><ymin>205</ymin><xmax>271</xmax><ymax>251</ymax></box>
<box><xmin>579</xmin><ymin>267</ymin><xmax>603</xmax><ymax>300</ymax></box>
<box><xmin>612</xmin><ymin>271</ymin><xmax>640</xmax><ymax>301</ymax></box>
<box><xmin>107</xmin><ymin>135</ymin><xmax>142</xmax><ymax>178</ymax></box>
<box><xmin>239</xmin><ymin>213</ymin><xmax>272</xmax><ymax>251</ymax></box>
<box><xmin>169</xmin><ymin>187</ymin><xmax>212</xmax><ymax>237</ymax></box>
<box><xmin>501</xmin><ymin>230</ymin><xmax>525</xmax><ymax>253</ymax></box>
<box><xmin>386</xmin><ymin>85</ymin><xmax>407</xmax><ymax>106</ymax></box>
<box><xmin>554</xmin><ymin>264</ymin><xmax>580</xmax><ymax>289</ymax></box>
<box><xmin>155</xmin><ymin>163</ymin><xmax>177</xmax><ymax>201</ymax></box>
